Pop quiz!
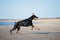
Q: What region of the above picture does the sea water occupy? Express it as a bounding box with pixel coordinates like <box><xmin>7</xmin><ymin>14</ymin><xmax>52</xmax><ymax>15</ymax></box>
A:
<box><xmin>0</xmin><ymin>22</ymin><xmax>15</xmax><ymax>25</ymax></box>
<box><xmin>0</xmin><ymin>22</ymin><xmax>40</xmax><ymax>25</ymax></box>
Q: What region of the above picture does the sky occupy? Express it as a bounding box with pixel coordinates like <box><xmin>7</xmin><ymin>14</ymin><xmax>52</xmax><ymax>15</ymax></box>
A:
<box><xmin>0</xmin><ymin>0</ymin><xmax>60</xmax><ymax>19</ymax></box>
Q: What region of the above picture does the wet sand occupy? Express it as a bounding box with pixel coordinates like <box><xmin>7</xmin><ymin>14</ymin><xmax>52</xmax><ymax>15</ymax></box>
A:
<box><xmin>0</xmin><ymin>19</ymin><xmax>60</xmax><ymax>40</ymax></box>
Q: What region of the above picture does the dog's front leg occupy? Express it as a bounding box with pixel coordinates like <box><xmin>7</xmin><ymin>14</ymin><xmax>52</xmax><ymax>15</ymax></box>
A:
<box><xmin>31</xmin><ymin>27</ymin><xmax>33</xmax><ymax>30</ymax></box>
<box><xmin>34</xmin><ymin>26</ymin><xmax>40</xmax><ymax>30</ymax></box>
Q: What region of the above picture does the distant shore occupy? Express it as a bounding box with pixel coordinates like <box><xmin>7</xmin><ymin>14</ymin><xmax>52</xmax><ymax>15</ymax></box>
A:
<box><xmin>0</xmin><ymin>18</ymin><xmax>60</xmax><ymax>22</ymax></box>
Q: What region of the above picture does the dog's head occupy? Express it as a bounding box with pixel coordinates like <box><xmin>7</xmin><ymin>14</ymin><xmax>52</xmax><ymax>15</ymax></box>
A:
<box><xmin>32</xmin><ymin>13</ymin><xmax>38</xmax><ymax>20</ymax></box>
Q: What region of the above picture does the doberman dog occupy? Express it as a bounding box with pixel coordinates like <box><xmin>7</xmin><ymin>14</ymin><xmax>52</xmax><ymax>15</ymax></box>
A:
<box><xmin>10</xmin><ymin>13</ymin><xmax>40</xmax><ymax>35</ymax></box>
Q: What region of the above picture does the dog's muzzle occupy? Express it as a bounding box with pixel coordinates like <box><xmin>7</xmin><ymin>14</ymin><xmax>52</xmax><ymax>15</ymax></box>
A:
<box><xmin>34</xmin><ymin>17</ymin><xmax>38</xmax><ymax>20</ymax></box>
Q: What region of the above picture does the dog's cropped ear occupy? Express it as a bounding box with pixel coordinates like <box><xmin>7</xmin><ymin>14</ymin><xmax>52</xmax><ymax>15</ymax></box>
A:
<box><xmin>32</xmin><ymin>13</ymin><xmax>34</xmax><ymax>15</ymax></box>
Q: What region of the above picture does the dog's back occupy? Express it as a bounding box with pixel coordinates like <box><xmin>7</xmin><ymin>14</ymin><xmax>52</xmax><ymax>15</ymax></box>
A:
<box><xmin>15</xmin><ymin>19</ymin><xmax>32</xmax><ymax>27</ymax></box>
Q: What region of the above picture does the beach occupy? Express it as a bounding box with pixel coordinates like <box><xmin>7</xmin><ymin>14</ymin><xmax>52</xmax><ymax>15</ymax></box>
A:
<box><xmin>0</xmin><ymin>19</ymin><xmax>60</xmax><ymax>40</ymax></box>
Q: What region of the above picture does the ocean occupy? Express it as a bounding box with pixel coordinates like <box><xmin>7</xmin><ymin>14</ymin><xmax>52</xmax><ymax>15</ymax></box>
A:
<box><xmin>0</xmin><ymin>22</ymin><xmax>15</xmax><ymax>25</ymax></box>
<box><xmin>0</xmin><ymin>22</ymin><xmax>40</xmax><ymax>25</ymax></box>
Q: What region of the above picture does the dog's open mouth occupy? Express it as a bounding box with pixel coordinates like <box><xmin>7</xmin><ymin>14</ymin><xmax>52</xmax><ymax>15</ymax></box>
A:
<box><xmin>34</xmin><ymin>18</ymin><xmax>38</xmax><ymax>20</ymax></box>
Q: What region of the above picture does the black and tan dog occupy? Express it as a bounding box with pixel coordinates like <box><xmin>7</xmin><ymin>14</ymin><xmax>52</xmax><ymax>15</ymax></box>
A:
<box><xmin>10</xmin><ymin>13</ymin><xmax>40</xmax><ymax>35</ymax></box>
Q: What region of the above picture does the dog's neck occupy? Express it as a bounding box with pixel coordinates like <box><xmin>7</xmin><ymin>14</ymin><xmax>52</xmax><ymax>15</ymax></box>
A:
<box><xmin>28</xmin><ymin>16</ymin><xmax>33</xmax><ymax>21</ymax></box>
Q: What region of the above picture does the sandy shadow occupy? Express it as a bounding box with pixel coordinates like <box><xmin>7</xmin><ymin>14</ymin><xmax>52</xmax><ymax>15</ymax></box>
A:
<box><xmin>23</xmin><ymin>32</ymin><xmax>49</xmax><ymax>35</ymax></box>
<box><xmin>30</xmin><ymin>32</ymin><xmax>49</xmax><ymax>34</ymax></box>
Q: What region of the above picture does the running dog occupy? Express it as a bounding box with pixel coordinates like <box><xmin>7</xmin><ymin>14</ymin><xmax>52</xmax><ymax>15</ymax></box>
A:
<box><xmin>10</xmin><ymin>13</ymin><xmax>40</xmax><ymax>35</ymax></box>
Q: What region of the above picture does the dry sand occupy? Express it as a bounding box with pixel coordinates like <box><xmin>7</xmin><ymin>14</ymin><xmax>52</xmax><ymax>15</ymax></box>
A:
<box><xmin>0</xmin><ymin>19</ymin><xmax>60</xmax><ymax>40</ymax></box>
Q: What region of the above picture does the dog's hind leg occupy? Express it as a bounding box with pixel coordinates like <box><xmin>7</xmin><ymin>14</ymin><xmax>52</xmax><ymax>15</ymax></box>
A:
<box><xmin>10</xmin><ymin>25</ymin><xmax>17</xmax><ymax>35</ymax></box>
<box><xmin>10</xmin><ymin>27</ymin><xmax>16</xmax><ymax>35</ymax></box>
<box><xmin>16</xmin><ymin>26</ymin><xmax>20</xmax><ymax>35</ymax></box>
